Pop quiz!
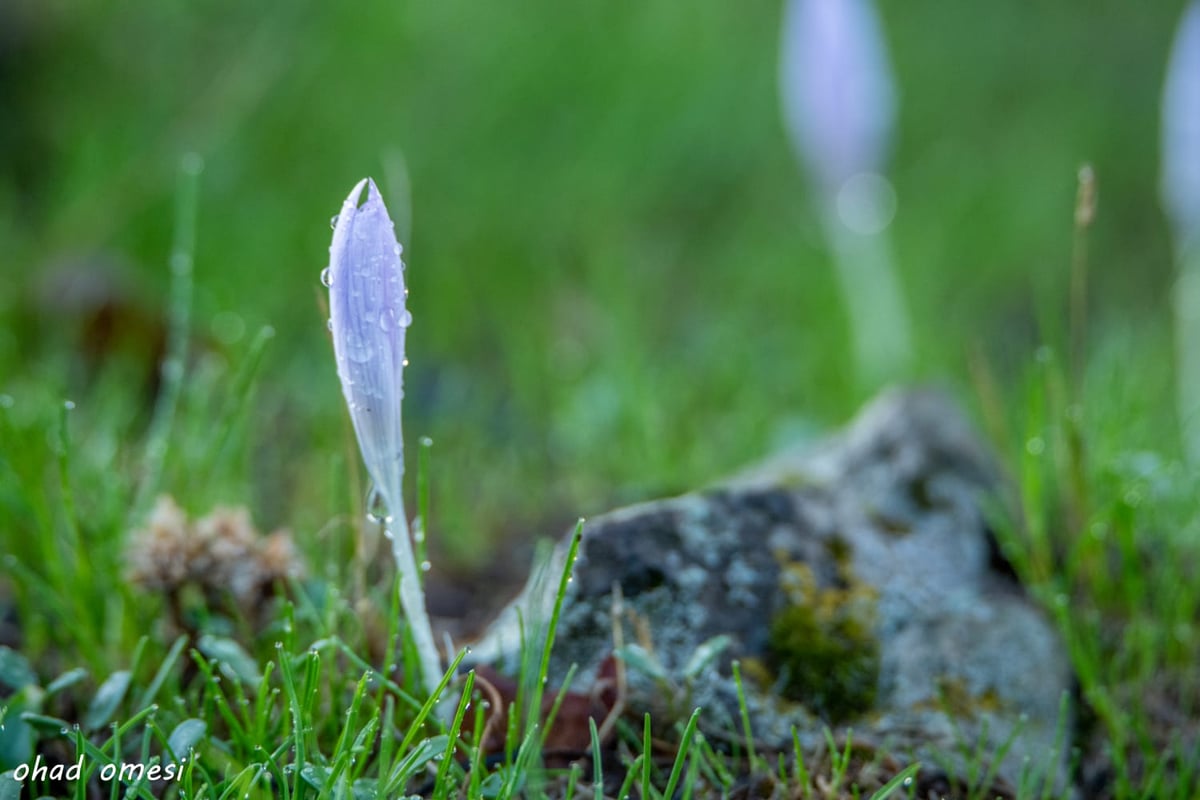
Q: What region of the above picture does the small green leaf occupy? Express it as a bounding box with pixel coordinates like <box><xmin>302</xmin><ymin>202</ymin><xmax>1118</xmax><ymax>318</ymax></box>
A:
<box><xmin>615</xmin><ymin>644</ymin><xmax>668</xmax><ymax>682</ymax></box>
<box><xmin>380</xmin><ymin>735</ymin><xmax>448</xmax><ymax>793</ymax></box>
<box><xmin>300</xmin><ymin>764</ymin><xmax>331</xmax><ymax>791</ymax></box>
<box><xmin>349</xmin><ymin>778</ymin><xmax>381</xmax><ymax>800</ymax></box>
<box><xmin>197</xmin><ymin>635</ymin><xmax>261</xmax><ymax>684</ymax></box>
<box><xmin>683</xmin><ymin>634</ymin><xmax>733</xmax><ymax>680</ymax></box>
<box><xmin>0</xmin><ymin>685</ymin><xmax>42</xmax><ymax>768</ymax></box>
<box><xmin>83</xmin><ymin>670</ymin><xmax>131</xmax><ymax>731</ymax></box>
<box><xmin>45</xmin><ymin>668</ymin><xmax>88</xmax><ymax>696</ymax></box>
<box><xmin>166</xmin><ymin>719</ymin><xmax>206</xmax><ymax>764</ymax></box>
<box><xmin>0</xmin><ymin>712</ymin><xmax>33</xmax><ymax>772</ymax></box>
<box><xmin>18</xmin><ymin>712</ymin><xmax>70</xmax><ymax>734</ymax></box>
<box><xmin>479</xmin><ymin>770</ymin><xmax>505</xmax><ymax>799</ymax></box>
<box><xmin>0</xmin><ymin>647</ymin><xmax>36</xmax><ymax>690</ymax></box>
<box><xmin>0</xmin><ymin>771</ymin><xmax>21</xmax><ymax>800</ymax></box>
<box><xmin>867</xmin><ymin>762</ymin><xmax>921</xmax><ymax>799</ymax></box>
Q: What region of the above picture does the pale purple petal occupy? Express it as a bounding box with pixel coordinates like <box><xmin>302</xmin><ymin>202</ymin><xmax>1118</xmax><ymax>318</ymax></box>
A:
<box><xmin>780</xmin><ymin>0</ymin><xmax>897</xmax><ymax>193</ymax></box>
<box><xmin>1163</xmin><ymin>1</ymin><xmax>1200</xmax><ymax>245</ymax></box>
<box><xmin>327</xmin><ymin>178</ymin><xmax>412</xmax><ymax>511</ymax></box>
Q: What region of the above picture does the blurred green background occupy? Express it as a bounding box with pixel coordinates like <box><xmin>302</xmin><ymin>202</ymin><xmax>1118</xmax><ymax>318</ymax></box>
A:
<box><xmin>0</xmin><ymin>1</ymin><xmax>1187</xmax><ymax>573</ymax></box>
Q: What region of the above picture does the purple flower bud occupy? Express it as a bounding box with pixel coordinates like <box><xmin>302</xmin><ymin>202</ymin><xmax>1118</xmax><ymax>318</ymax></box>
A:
<box><xmin>326</xmin><ymin>178</ymin><xmax>413</xmax><ymax>512</ymax></box>
<box><xmin>779</xmin><ymin>0</ymin><xmax>897</xmax><ymax>194</ymax></box>
<box><xmin>326</xmin><ymin>178</ymin><xmax>443</xmax><ymax>699</ymax></box>
<box><xmin>1163</xmin><ymin>1</ymin><xmax>1200</xmax><ymax>249</ymax></box>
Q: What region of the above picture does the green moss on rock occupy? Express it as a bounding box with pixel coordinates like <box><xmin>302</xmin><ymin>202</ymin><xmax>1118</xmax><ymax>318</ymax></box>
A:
<box><xmin>765</xmin><ymin>555</ymin><xmax>880</xmax><ymax>722</ymax></box>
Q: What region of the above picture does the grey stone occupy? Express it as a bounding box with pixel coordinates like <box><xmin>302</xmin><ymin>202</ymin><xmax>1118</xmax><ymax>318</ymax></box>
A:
<box><xmin>470</xmin><ymin>389</ymin><xmax>1073</xmax><ymax>790</ymax></box>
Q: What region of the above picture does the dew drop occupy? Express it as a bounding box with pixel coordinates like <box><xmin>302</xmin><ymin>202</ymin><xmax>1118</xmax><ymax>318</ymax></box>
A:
<box><xmin>402</xmin><ymin>358</ymin><xmax>410</xmax><ymax>367</ymax></box>
<box><xmin>330</xmin><ymin>214</ymin><xmax>339</xmax><ymax>230</ymax></box>
<box><xmin>320</xmin><ymin>267</ymin><xmax>334</xmax><ymax>287</ymax></box>
<box><xmin>63</xmin><ymin>400</ymin><xmax>76</xmax><ymax>411</ymax></box>
<box><xmin>327</xmin><ymin>319</ymin><xmax>334</xmax><ymax>332</ymax></box>
<box><xmin>379</xmin><ymin>309</ymin><xmax>393</xmax><ymax>333</ymax></box>
<box><xmin>398</xmin><ymin>309</ymin><xmax>413</xmax><ymax>327</ymax></box>
<box><xmin>366</xmin><ymin>487</ymin><xmax>388</xmax><ymax>523</ymax></box>
<box><xmin>420</xmin><ymin>560</ymin><xmax>431</xmax><ymax>572</ymax></box>
<box><xmin>345</xmin><ymin>332</ymin><xmax>374</xmax><ymax>363</ymax></box>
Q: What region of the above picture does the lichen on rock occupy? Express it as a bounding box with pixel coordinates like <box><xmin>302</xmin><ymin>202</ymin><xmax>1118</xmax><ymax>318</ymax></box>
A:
<box><xmin>471</xmin><ymin>389</ymin><xmax>1074</xmax><ymax>791</ymax></box>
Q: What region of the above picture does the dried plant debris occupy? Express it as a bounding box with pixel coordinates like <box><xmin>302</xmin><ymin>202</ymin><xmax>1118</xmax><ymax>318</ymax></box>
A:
<box><xmin>126</xmin><ymin>496</ymin><xmax>303</xmax><ymax>628</ymax></box>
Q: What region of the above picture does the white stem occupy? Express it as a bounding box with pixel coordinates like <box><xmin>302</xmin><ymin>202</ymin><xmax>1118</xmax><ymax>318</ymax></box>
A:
<box><xmin>384</xmin><ymin>506</ymin><xmax>442</xmax><ymax>701</ymax></box>
<box><xmin>823</xmin><ymin>209</ymin><xmax>913</xmax><ymax>387</ymax></box>
<box><xmin>1175</xmin><ymin>243</ymin><xmax>1200</xmax><ymax>463</ymax></box>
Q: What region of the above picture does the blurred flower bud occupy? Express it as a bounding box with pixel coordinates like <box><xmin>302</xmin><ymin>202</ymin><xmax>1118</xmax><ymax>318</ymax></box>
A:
<box><xmin>1163</xmin><ymin>1</ymin><xmax>1200</xmax><ymax>250</ymax></box>
<box><xmin>780</xmin><ymin>0</ymin><xmax>897</xmax><ymax>196</ymax></box>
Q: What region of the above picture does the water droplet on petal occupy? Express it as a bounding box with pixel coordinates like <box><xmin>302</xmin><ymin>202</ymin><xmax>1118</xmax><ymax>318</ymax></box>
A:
<box><xmin>345</xmin><ymin>332</ymin><xmax>374</xmax><ymax>363</ymax></box>
<box><xmin>402</xmin><ymin>358</ymin><xmax>409</xmax><ymax>367</ymax></box>
<box><xmin>320</xmin><ymin>267</ymin><xmax>334</xmax><ymax>287</ymax></box>
<box><xmin>327</xmin><ymin>319</ymin><xmax>334</xmax><ymax>332</ymax></box>
<box><xmin>420</xmin><ymin>560</ymin><xmax>431</xmax><ymax>572</ymax></box>
<box><xmin>398</xmin><ymin>309</ymin><xmax>413</xmax><ymax>327</ymax></box>
<box><xmin>330</xmin><ymin>214</ymin><xmax>339</xmax><ymax>230</ymax></box>
<box><xmin>379</xmin><ymin>310</ymin><xmax>393</xmax><ymax>333</ymax></box>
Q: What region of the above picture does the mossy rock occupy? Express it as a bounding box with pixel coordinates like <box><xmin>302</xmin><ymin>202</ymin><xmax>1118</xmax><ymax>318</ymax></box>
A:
<box><xmin>766</xmin><ymin>556</ymin><xmax>880</xmax><ymax>722</ymax></box>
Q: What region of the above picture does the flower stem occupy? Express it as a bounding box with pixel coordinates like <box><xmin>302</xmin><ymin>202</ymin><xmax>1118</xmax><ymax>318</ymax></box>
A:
<box><xmin>384</xmin><ymin>507</ymin><xmax>441</xmax><ymax>701</ymax></box>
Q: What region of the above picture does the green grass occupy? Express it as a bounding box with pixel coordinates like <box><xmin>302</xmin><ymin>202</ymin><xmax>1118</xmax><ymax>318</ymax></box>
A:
<box><xmin>2</xmin><ymin>0</ymin><xmax>1200</xmax><ymax>796</ymax></box>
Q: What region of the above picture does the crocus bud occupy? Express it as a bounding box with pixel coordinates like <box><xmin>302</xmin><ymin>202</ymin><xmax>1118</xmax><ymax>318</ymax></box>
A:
<box><xmin>326</xmin><ymin>178</ymin><xmax>413</xmax><ymax>514</ymax></box>
<box><xmin>1163</xmin><ymin>1</ymin><xmax>1200</xmax><ymax>251</ymax></box>
<box><xmin>779</xmin><ymin>0</ymin><xmax>897</xmax><ymax>195</ymax></box>
<box><xmin>779</xmin><ymin>0</ymin><xmax>911</xmax><ymax>386</ymax></box>
<box><xmin>325</xmin><ymin>178</ymin><xmax>441</xmax><ymax>698</ymax></box>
